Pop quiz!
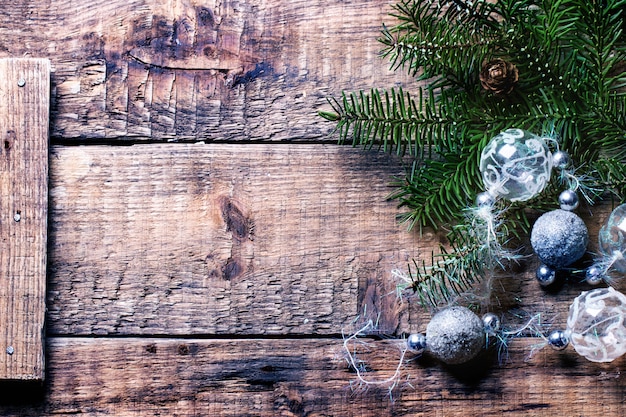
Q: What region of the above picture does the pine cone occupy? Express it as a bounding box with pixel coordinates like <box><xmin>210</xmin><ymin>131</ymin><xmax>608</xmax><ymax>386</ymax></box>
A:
<box><xmin>480</xmin><ymin>59</ymin><xmax>519</xmax><ymax>95</ymax></box>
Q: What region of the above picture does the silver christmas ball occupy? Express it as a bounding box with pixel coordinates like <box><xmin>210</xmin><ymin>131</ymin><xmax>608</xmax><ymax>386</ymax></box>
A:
<box><xmin>426</xmin><ymin>306</ymin><xmax>485</xmax><ymax>365</ymax></box>
<box><xmin>585</xmin><ymin>264</ymin><xmax>604</xmax><ymax>285</ymax></box>
<box><xmin>475</xmin><ymin>192</ymin><xmax>495</xmax><ymax>207</ymax></box>
<box><xmin>536</xmin><ymin>264</ymin><xmax>556</xmax><ymax>286</ymax></box>
<box><xmin>406</xmin><ymin>333</ymin><xmax>427</xmax><ymax>354</ymax></box>
<box><xmin>548</xmin><ymin>329</ymin><xmax>570</xmax><ymax>351</ymax></box>
<box><xmin>530</xmin><ymin>209</ymin><xmax>588</xmax><ymax>268</ymax></box>
<box><xmin>552</xmin><ymin>151</ymin><xmax>570</xmax><ymax>170</ymax></box>
<box><xmin>559</xmin><ymin>190</ymin><xmax>579</xmax><ymax>211</ymax></box>
<box><xmin>482</xmin><ymin>313</ymin><xmax>501</xmax><ymax>336</ymax></box>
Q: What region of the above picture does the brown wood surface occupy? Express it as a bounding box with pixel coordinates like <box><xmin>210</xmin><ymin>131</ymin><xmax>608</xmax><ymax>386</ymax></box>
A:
<box><xmin>0</xmin><ymin>337</ymin><xmax>625</xmax><ymax>416</ymax></box>
<box><xmin>0</xmin><ymin>0</ymin><xmax>623</xmax><ymax>415</ymax></box>
<box><xmin>47</xmin><ymin>144</ymin><xmax>422</xmax><ymax>336</ymax></box>
<box><xmin>0</xmin><ymin>0</ymin><xmax>411</xmax><ymax>142</ymax></box>
<box><xmin>0</xmin><ymin>59</ymin><xmax>49</xmax><ymax>380</ymax></box>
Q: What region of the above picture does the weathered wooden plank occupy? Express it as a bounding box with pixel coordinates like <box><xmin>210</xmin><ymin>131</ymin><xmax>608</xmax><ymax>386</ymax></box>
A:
<box><xmin>0</xmin><ymin>337</ymin><xmax>623</xmax><ymax>416</ymax></box>
<box><xmin>47</xmin><ymin>143</ymin><xmax>425</xmax><ymax>336</ymax></box>
<box><xmin>0</xmin><ymin>0</ymin><xmax>412</xmax><ymax>141</ymax></box>
<box><xmin>46</xmin><ymin>143</ymin><xmax>621</xmax><ymax>337</ymax></box>
<box><xmin>0</xmin><ymin>59</ymin><xmax>49</xmax><ymax>380</ymax></box>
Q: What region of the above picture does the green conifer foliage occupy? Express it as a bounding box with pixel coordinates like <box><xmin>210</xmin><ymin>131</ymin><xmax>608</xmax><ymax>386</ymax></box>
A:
<box><xmin>320</xmin><ymin>0</ymin><xmax>626</xmax><ymax>305</ymax></box>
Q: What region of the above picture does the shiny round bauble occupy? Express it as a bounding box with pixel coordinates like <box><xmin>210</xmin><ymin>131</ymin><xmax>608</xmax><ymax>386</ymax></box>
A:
<box><xmin>552</xmin><ymin>151</ymin><xmax>570</xmax><ymax>170</ymax></box>
<box><xmin>482</xmin><ymin>313</ymin><xmax>501</xmax><ymax>336</ymax></box>
<box><xmin>547</xmin><ymin>329</ymin><xmax>570</xmax><ymax>351</ymax></box>
<box><xmin>475</xmin><ymin>191</ymin><xmax>495</xmax><ymax>207</ymax></box>
<box><xmin>479</xmin><ymin>128</ymin><xmax>552</xmax><ymax>202</ymax></box>
<box><xmin>598</xmin><ymin>203</ymin><xmax>626</xmax><ymax>273</ymax></box>
<box><xmin>530</xmin><ymin>209</ymin><xmax>588</xmax><ymax>268</ymax></box>
<box><xmin>425</xmin><ymin>306</ymin><xmax>485</xmax><ymax>365</ymax></box>
<box><xmin>536</xmin><ymin>264</ymin><xmax>556</xmax><ymax>286</ymax></box>
<box><xmin>559</xmin><ymin>189</ymin><xmax>579</xmax><ymax>211</ymax></box>
<box><xmin>585</xmin><ymin>264</ymin><xmax>604</xmax><ymax>286</ymax></box>
<box><xmin>567</xmin><ymin>287</ymin><xmax>626</xmax><ymax>362</ymax></box>
<box><xmin>406</xmin><ymin>333</ymin><xmax>427</xmax><ymax>355</ymax></box>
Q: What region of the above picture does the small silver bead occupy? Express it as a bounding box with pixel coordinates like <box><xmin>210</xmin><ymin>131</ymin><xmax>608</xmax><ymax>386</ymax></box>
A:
<box><xmin>406</xmin><ymin>333</ymin><xmax>427</xmax><ymax>354</ymax></box>
<box><xmin>586</xmin><ymin>264</ymin><xmax>604</xmax><ymax>285</ymax></box>
<box><xmin>536</xmin><ymin>264</ymin><xmax>556</xmax><ymax>286</ymax></box>
<box><xmin>559</xmin><ymin>190</ymin><xmax>579</xmax><ymax>211</ymax></box>
<box><xmin>475</xmin><ymin>192</ymin><xmax>495</xmax><ymax>207</ymax></box>
<box><xmin>482</xmin><ymin>313</ymin><xmax>501</xmax><ymax>336</ymax></box>
<box><xmin>552</xmin><ymin>151</ymin><xmax>570</xmax><ymax>170</ymax></box>
<box><xmin>548</xmin><ymin>330</ymin><xmax>569</xmax><ymax>350</ymax></box>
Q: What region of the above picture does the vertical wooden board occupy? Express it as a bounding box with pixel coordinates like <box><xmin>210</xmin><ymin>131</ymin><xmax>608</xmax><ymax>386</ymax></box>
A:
<box><xmin>0</xmin><ymin>59</ymin><xmax>49</xmax><ymax>380</ymax></box>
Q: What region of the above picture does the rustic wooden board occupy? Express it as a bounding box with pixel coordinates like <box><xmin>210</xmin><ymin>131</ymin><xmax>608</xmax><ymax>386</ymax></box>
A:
<box><xmin>0</xmin><ymin>337</ymin><xmax>623</xmax><ymax>416</ymax></box>
<box><xmin>0</xmin><ymin>0</ymin><xmax>412</xmax><ymax>141</ymax></box>
<box><xmin>47</xmin><ymin>143</ymin><xmax>428</xmax><ymax>336</ymax></box>
<box><xmin>46</xmin><ymin>143</ymin><xmax>618</xmax><ymax>339</ymax></box>
<box><xmin>0</xmin><ymin>58</ymin><xmax>49</xmax><ymax>380</ymax></box>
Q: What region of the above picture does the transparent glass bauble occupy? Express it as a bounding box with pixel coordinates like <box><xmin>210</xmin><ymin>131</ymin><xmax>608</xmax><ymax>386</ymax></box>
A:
<box><xmin>567</xmin><ymin>287</ymin><xmax>626</xmax><ymax>362</ymax></box>
<box><xmin>479</xmin><ymin>128</ymin><xmax>552</xmax><ymax>202</ymax></box>
<box><xmin>598</xmin><ymin>203</ymin><xmax>626</xmax><ymax>273</ymax></box>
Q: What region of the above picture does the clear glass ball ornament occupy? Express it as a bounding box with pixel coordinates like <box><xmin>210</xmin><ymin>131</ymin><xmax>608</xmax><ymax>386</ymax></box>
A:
<box><xmin>479</xmin><ymin>128</ymin><xmax>553</xmax><ymax>202</ymax></box>
<box><xmin>567</xmin><ymin>287</ymin><xmax>626</xmax><ymax>362</ymax></box>
<box><xmin>598</xmin><ymin>203</ymin><xmax>626</xmax><ymax>273</ymax></box>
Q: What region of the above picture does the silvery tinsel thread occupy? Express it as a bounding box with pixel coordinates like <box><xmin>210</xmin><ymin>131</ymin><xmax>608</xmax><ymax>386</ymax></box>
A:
<box><xmin>530</xmin><ymin>209</ymin><xmax>589</xmax><ymax>268</ymax></box>
<box><xmin>425</xmin><ymin>306</ymin><xmax>485</xmax><ymax>365</ymax></box>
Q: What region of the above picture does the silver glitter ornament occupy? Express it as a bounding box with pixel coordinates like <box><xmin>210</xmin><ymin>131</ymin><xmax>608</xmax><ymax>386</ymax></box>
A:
<box><xmin>548</xmin><ymin>330</ymin><xmax>570</xmax><ymax>351</ymax></box>
<box><xmin>535</xmin><ymin>264</ymin><xmax>556</xmax><ymax>286</ymax></box>
<box><xmin>558</xmin><ymin>190</ymin><xmax>579</xmax><ymax>211</ymax></box>
<box><xmin>406</xmin><ymin>333</ymin><xmax>427</xmax><ymax>355</ymax></box>
<box><xmin>425</xmin><ymin>306</ymin><xmax>485</xmax><ymax>365</ymax></box>
<box><xmin>530</xmin><ymin>209</ymin><xmax>588</xmax><ymax>268</ymax></box>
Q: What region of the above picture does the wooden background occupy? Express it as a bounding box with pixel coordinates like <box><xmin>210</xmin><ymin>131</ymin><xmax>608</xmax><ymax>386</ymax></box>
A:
<box><xmin>1</xmin><ymin>0</ymin><xmax>626</xmax><ymax>415</ymax></box>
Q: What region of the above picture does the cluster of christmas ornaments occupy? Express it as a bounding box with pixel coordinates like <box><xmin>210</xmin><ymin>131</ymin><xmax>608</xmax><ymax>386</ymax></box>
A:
<box><xmin>405</xmin><ymin>128</ymin><xmax>626</xmax><ymax>365</ymax></box>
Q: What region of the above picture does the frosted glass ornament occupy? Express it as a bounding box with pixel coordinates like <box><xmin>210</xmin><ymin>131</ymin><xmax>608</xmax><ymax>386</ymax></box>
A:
<box><xmin>479</xmin><ymin>128</ymin><xmax>552</xmax><ymax>202</ymax></box>
<box><xmin>598</xmin><ymin>203</ymin><xmax>626</xmax><ymax>273</ymax></box>
<box><xmin>567</xmin><ymin>287</ymin><xmax>626</xmax><ymax>362</ymax></box>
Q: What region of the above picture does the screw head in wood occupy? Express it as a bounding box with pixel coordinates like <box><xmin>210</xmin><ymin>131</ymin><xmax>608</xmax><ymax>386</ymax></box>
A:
<box><xmin>6</xmin><ymin>346</ymin><xmax>14</xmax><ymax>355</ymax></box>
<box><xmin>17</xmin><ymin>78</ymin><xmax>25</xmax><ymax>87</ymax></box>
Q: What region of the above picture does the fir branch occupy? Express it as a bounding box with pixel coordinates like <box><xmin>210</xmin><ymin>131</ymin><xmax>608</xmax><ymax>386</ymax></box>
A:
<box><xmin>400</xmin><ymin>204</ymin><xmax>520</xmax><ymax>307</ymax></box>
<box><xmin>318</xmin><ymin>0</ymin><xmax>626</xmax><ymax>306</ymax></box>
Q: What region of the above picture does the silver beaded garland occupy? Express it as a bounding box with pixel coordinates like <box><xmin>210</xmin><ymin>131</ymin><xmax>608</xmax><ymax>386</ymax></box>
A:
<box><xmin>535</xmin><ymin>264</ymin><xmax>556</xmax><ymax>286</ymax></box>
<box><xmin>406</xmin><ymin>333</ymin><xmax>427</xmax><ymax>355</ymax></box>
<box><xmin>482</xmin><ymin>313</ymin><xmax>501</xmax><ymax>336</ymax></box>
<box><xmin>547</xmin><ymin>329</ymin><xmax>570</xmax><ymax>351</ymax></box>
<box><xmin>552</xmin><ymin>151</ymin><xmax>570</xmax><ymax>170</ymax></box>
<box><xmin>585</xmin><ymin>265</ymin><xmax>604</xmax><ymax>286</ymax></box>
<box><xmin>558</xmin><ymin>189</ymin><xmax>579</xmax><ymax>211</ymax></box>
<box><xmin>475</xmin><ymin>191</ymin><xmax>495</xmax><ymax>207</ymax></box>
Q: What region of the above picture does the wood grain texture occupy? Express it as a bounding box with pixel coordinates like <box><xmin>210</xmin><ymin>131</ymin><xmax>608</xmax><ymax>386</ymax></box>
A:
<box><xmin>0</xmin><ymin>59</ymin><xmax>49</xmax><ymax>380</ymax></box>
<box><xmin>0</xmin><ymin>337</ymin><xmax>624</xmax><ymax>416</ymax></box>
<box><xmin>0</xmin><ymin>0</ymin><xmax>412</xmax><ymax>141</ymax></box>
<box><xmin>47</xmin><ymin>143</ymin><xmax>426</xmax><ymax>336</ymax></box>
